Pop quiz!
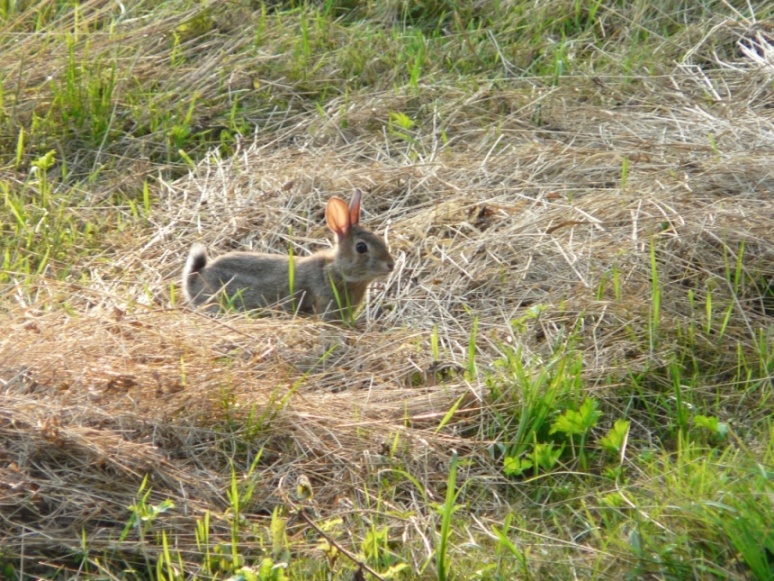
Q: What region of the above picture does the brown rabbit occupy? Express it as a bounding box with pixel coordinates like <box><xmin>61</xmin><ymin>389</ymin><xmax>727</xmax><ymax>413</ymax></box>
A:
<box><xmin>182</xmin><ymin>190</ymin><xmax>394</xmax><ymax>320</ymax></box>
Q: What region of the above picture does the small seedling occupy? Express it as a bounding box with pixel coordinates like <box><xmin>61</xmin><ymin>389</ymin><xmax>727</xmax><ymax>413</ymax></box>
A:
<box><xmin>550</xmin><ymin>398</ymin><xmax>601</xmax><ymax>470</ymax></box>
<box><xmin>531</xmin><ymin>441</ymin><xmax>562</xmax><ymax>473</ymax></box>
<box><xmin>599</xmin><ymin>418</ymin><xmax>631</xmax><ymax>456</ymax></box>
<box><xmin>121</xmin><ymin>475</ymin><xmax>175</xmax><ymax>543</ymax></box>
<box><xmin>503</xmin><ymin>455</ymin><xmax>533</xmax><ymax>477</ymax></box>
<box><xmin>692</xmin><ymin>414</ymin><xmax>728</xmax><ymax>444</ymax></box>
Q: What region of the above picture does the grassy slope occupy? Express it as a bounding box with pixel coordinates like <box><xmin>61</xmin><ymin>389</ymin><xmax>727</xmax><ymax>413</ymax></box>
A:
<box><xmin>2</xmin><ymin>1</ymin><xmax>774</xmax><ymax>579</ymax></box>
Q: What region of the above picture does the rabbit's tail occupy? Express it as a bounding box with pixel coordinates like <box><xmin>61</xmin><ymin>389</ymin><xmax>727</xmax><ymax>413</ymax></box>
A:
<box><xmin>185</xmin><ymin>243</ymin><xmax>208</xmax><ymax>275</ymax></box>
<box><xmin>183</xmin><ymin>243</ymin><xmax>208</xmax><ymax>300</ymax></box>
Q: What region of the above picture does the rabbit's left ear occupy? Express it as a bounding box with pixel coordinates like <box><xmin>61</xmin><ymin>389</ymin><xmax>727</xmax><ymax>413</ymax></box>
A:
<box><xmin>349</xmin><ymin>189</ymin><xmax>362</xmax><ymax>226</ymax></box>
<box><xmin>326</xmin><ymin>196</ymin><xmax>351</xmax><ymax>241</ymax></box>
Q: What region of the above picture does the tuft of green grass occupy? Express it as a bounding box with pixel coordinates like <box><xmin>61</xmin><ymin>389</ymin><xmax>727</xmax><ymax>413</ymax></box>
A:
<box><xmin>435</xmin><ymin>450</ymin><xmax>459</xmax><ymax>581</ymax></box>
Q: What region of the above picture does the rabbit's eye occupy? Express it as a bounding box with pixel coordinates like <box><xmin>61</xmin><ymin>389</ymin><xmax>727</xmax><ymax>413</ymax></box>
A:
<box><xmin>356</xmin><ymin>241</ymin><xmax>368</xmax><ymax>254</ymax></box>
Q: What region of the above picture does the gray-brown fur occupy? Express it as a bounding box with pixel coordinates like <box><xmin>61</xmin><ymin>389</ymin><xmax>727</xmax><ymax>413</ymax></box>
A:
<box><xmin>182</xmin><ymin>190</ymin><xmax>394</xmax><ymax>320</ymax></box>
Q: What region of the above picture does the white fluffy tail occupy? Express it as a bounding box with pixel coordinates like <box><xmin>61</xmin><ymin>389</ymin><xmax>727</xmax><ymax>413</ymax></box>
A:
<box><xmin>182</xmin><ymin>243</ymin><xmax>208</xmax><ymax>301</ymax></box>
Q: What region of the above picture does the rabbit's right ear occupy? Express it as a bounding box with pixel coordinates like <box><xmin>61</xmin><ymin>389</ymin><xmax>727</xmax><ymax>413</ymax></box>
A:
<box><xmin>348</xmin><ymin>189</ymin><xmax>362</xmax><ymax>226</ymax></box>
<box><xmin>326</xmin><ymin>196</ymin><xmax>351</xmax><ymax>241</ymax></box>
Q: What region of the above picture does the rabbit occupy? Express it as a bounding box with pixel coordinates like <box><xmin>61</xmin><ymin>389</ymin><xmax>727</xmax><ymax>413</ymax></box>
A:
<box><xmin>182</xmin><ymin>189</ymin><xmax>394</xmax><ymax>320</ymax></box>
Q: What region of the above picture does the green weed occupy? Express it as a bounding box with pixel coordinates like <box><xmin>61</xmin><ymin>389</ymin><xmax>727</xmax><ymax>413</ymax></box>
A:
<box><xmin>550</xmin><ymin>397</ymin><xmax>601</xmax><ymax>470</ymax></box>
<box><xmin>491</xmin><ymin>343</ymin><xmax>582</xmax><ymax>466</ymax></box>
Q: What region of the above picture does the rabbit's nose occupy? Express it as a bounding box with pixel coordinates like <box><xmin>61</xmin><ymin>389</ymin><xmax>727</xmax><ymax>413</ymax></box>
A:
<box><xmin>386</xmin><ymin>261</ymin><xmax>395</xmax><ymax>272</ymax></box>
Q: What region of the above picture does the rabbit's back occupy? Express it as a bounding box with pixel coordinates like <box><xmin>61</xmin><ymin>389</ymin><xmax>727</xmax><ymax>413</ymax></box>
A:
<box><xmin>185</xmin><ymin>248</ymin><xmax>340</xmax><ymax>314</ymax></box>
<box><xmin>186</xmin><ymin>251</ymin><xmax>292</xmax><ymax>311</ymax></box>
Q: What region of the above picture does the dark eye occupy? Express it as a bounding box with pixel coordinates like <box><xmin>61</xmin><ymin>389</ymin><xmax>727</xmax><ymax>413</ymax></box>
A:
<box><xmin>356</xmin><ymin>241</ymin><xmax>368</xmax><ymax>254</ymax></box>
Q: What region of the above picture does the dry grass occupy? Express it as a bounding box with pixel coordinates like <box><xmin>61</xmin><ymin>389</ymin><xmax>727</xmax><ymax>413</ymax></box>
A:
<box><xmin>2</xmin><ymin>10</ymin><xmax>774</xmax><ymax>579</ymax></box>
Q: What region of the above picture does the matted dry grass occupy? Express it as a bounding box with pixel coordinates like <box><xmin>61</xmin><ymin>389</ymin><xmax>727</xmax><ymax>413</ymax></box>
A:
<box><xmin>2</xmin><ymin>22</ymin><xmax>774</xmax><ymax>576</ymax></box>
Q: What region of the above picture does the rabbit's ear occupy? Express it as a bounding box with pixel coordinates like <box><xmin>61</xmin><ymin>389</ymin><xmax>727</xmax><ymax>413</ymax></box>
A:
<box><xmin>349</xmin><ymin>189</ymin><xmax>362</xmax><ymax>226</ymax></box>
<box><xmin>326</xmin><ymin>196</ymin><xmax>351</xmax><ymax>241</ymax></box>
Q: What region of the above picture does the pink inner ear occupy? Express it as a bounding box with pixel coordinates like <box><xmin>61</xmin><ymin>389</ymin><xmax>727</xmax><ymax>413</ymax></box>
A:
<box><xmin>349</xmin><ymin>189</ymin><xmax>362</xmax><ymax>226</ymax></box>
<box><xmin>326</xmin><ymin>197</ymin><xmax>351</xmax><ymax>240</ymax></box>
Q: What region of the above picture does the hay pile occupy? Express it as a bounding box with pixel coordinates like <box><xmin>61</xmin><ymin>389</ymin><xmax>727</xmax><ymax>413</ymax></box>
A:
<box><xmin>2</xmin><ymin>21</ymin><xmax>773</xmax><ymax>575</ymax></box>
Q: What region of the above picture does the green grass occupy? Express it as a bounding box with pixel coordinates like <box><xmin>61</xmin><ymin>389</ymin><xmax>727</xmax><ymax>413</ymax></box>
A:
<box><xmin>2</xmin><ymin>0</ymin><xmax>774</xmax><ymax>579</ymax></box>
